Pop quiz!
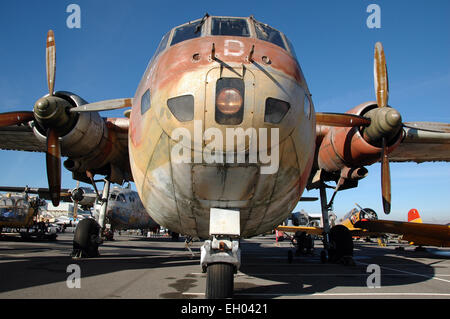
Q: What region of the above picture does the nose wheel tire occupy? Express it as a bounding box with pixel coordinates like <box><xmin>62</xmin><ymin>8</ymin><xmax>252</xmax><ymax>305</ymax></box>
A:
<box><xmin>71</xmin><ymin>219</ymin><xmax>101</xmax><ymax>258</ymax></box>
<box><xmin>205</xmin><ymin>263</ymin><xmax>234</xmax><ymax>299</ymax></box>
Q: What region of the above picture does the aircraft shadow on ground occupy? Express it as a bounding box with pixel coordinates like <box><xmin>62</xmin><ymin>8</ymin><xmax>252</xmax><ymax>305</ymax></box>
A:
<box><xmin>0</xmin><ymin>236</ymin><xmax>201</xmax><ymax>294</ymax></box>
<box><xmin>0</xmin><ymin>237</ymin><xmax>446</xmax><ymax>298</ymax></box>
<box><xmin>234</xmin><ymin>241</ymin><xmax>443</xmax><ymax>298</ymax></box>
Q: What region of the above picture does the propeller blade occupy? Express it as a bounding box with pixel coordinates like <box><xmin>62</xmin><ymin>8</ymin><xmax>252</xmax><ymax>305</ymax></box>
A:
<box><xmin>0</xmin><ymin>111</ymin><xmax>34</xmax><ymax>127</ymax></box>
<box><xmin>46</xmin><ymin>128</ymin><xmax>61</xmax><ymax>206</ymax></box>
<box><xmin>69</xmin><ymin>98</ymin><xmax>133</xmax><ymax>113</ymax></box>
<box><xmin>381</xmin><ymin>137</ymin><xmax>391</xmax><ymax>214</ymax></box>
<box><xmin>73</xmin><ymin>181</ymin><xmax>79</xmax><ymax>221</ymax></box>
<box><xmin>46</xmin><ymin>30</ymin><xmax>56</xmax><ymax>96</ymax></box>
<box><xmin>316</xmin><ymin>112</ymin><xmax>371</xmax><ymax>127</ymax></box>
<box><xmin>374</xmin><ymin>42</ymin><xmax>389</xmax><ymax>108</ymax></box>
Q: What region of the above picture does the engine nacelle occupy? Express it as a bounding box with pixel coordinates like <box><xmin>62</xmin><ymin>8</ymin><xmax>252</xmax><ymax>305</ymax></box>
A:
<box><xmin>71</xmin><ymin>187</ymin><xmax>97</xmax><ymax>207</ymax></box>
<box><xmin>318</xmin><ymin>101</ymin><xmax>403</xmax><ymax>173</ymax></box>
<box><xmin>32</xmin><ymin>91</ymin><xmax>129</xmax><ymax>182</ymax></box>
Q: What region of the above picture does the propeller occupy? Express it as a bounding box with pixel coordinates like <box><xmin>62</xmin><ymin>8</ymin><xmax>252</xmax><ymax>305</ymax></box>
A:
<box><xmin>46</xmin><ymin>128</ymin><xmax>61</xmax><ymax>206</ymax></box>
<box><xmin>0</xmin><ymin>30</ymin><xmax>133</xmax><ymax>206</ymax></box>
<box><xmin>46</xmin><ymin>30</ymin><xmax>56</xmax><ymax>96</ymax></box>
<box><xmin>373</xmin><ymin>42</ymin><xmax>391</xmax><ymax>214</ymax></box>
<box><xmin>316</xmin><ymin>112</ymin><xmax>371</xmax><ymax>127</ymax></box>
<box><xmin>315</xmin><ymin>42</ymin><xmax>402</xmax><ymax>214</ymax></box>
<box><xmin>0</xmin><ymin>111</ymin><xmax>34</xmax><ymax>127</ymax></box>
<box><xmin>44</xmin><ymin>31</ymin><xmax>62</xmax><ymax>206</ymax></box>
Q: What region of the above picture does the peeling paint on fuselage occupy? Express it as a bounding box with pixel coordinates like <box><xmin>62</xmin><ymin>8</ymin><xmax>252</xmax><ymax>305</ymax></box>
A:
<box><xmin>129</xmin><ymin>19</ymin><xmax>316</xmax><ymax>239</ymax></box>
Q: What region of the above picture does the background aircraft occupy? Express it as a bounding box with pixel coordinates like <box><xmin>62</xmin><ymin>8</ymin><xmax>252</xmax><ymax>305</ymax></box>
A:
<box><xmin>279</xmin><ymin>205</ymin><xmax>450</xmax><ymax>263</ymax></box>
<box><xmin>355</xmin><ymin>208</ymin><xmax>450</xmax><ymax>248</ymax></box>
<box><xmin>0</xmin><ymin>7</ymin><xmax>449</xmax><ymax>298</ymax></box>
<box><xmin>0</xmin><ymin>190</ymin><xmax>55</xmax><ymax>240</ymax></box>
<box><xmin>278</xmin><ymin>205</ymin><xmax>380</xmax><ymax>263</ymax></box>
<box><xmin>92</xmin><ymin>184</ymin><xmax>159</xmax><ymax>240</ymax></box>
<box><xmin>0</xmin><ymin>184</ymin><xmax>158</xmax><ymax>239</ymax></box>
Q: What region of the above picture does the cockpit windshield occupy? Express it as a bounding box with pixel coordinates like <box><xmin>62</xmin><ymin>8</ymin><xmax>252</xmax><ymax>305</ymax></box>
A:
<box><xmin>171</xmin><ymin>20</ymin><xmax>202</xmax><ymax>46</ymax></box>
<box><xmin>149</xmin><ymin>16</ymin><xmax>296</xmax><ymax>62</ymax></box>
<box><xmin>211</xmin><ymin>17</ymin><xmax>250</xmax><ymax>37</ymax></box>
<box><xmin>254</xmin><ymin>21</ymin><xmax>286</xmax><ymax>50</ymax></box>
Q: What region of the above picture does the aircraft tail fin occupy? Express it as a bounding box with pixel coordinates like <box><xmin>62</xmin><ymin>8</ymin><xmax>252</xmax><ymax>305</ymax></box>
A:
<box><xmin>408</xmin><ymin>208</ymin><xmax>422</xmax><ymax>223</ymax></box>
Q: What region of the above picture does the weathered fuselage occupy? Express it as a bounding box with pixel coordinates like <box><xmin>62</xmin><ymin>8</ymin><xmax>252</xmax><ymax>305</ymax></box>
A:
<box><xmin>129</xmin><ymin>16</ymin><xmax>316</xmax><ymax>238</ymax></box>
<box><xmin>98</xmin><ymin>186</ymin><xmax>158</xmax><ymax>230</ymax></box>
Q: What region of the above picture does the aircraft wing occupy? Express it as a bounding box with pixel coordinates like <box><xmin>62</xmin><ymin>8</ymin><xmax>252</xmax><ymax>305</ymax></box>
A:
<box><xmin>276</xmin><ymin>225</ymin><xmax>381</xmax><ymax>237</ymax></box>
<box><xmin>0</xmin><ymin>124</ymin><xmax>46</xmax><ymax>153</ymax></box>
<box><xmin>0</xmin><ymin>116</ymin><xmax>130</xmax><ymax>184</ymax></box>
<box><xmin>276</xmin><ymin>225</ymin><xmax>324</xmax><ymax>236</ymax></box>
<box><xmin>0</xmin><ymin>186</ymin><xmax>73</xmax><ymax>202</ymax></box>
<box><xmin>354</xmin><ymin>219</ymin><xmax>450</xmax><ymax>245</ymax></box>
<box><xmin>388</xmin><ymin>123</ymin><xmax>450</xmax><ymax>163</ymax></box>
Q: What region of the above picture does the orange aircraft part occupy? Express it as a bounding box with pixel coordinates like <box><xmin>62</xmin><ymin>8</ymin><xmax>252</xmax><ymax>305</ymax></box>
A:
<box><xmin>317</xmin><ymin>102</ymin><xmax>402</xmax><ymax>172</ymax></box>
<box><xmin>407</xmin><ymin>208</ymin><xmax>422</xmax><ymax>223</ymax></box>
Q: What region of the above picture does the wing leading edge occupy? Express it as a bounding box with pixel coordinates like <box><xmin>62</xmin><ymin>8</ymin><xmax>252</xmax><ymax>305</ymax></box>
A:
<box><xmin>389</xmin><ymin>123</ymin><xmax>450</xmax><ymax>163</ymax></box>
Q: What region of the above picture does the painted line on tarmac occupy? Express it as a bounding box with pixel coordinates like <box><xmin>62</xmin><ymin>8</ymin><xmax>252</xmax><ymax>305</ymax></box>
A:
<box><xmin>357</xmin><ymin>261</ymin><xmax>450</xmax><ymax>284</ymax></box>
<box><xmin>190</xmin><ymin>272</ymin><xmax>449</xmax><ymax>277</ymax></box>
<box><xmin>182</xmin><ymin>292</ymin><xmax>450</xmax><ymax>297</ymax></box>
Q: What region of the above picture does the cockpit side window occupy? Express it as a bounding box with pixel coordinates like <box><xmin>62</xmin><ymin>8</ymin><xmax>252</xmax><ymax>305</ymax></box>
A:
<box><xmin>284</xmin><ymin>35</ymin><xmax>298</xmax><ymax>59</ymax></box>
<box><xmin>154</xmin><ymin>31</ymin><xmax>171</xmax><ymax>58</ymax></box>
<box><xmin>141</xmin><ymin>89</ymin><xmax>151</xmax><ymax>115</ymax></box>
<box><xmin>211</xmin><ymin>18</ymin><xmax>250</xmax><ymax>37</ymax></box>
<box><xmin>171</xmin><ymin>20</ymin><xmax>202</xmax><ymax>46</ymax></box>
<box><xmin>254</xmin><ymin>21</ymin><xmax>286</xmax><ymax>50</ymax></box>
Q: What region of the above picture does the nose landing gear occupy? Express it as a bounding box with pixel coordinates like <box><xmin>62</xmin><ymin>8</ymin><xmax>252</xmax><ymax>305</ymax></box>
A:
<box><xmin>71</xmin><ymin>218</ymin><xmax>102</xmax><ymax>258</ymax></box>
<box><xmin>201</xmin><ymin>208</ymin><xmax>241</xmax><ymax>299</ymax></box>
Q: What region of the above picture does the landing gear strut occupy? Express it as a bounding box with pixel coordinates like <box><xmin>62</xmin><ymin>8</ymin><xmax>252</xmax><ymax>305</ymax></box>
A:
<box><xmin>71</xmin><ymin>177</ymin><xmax>110</xmax><ymax>258</ymax></box>
<box><xmin>318</xmin><ymin>179</ymin><xmax>354</xmax><ymax>265</ymax></box>
<box><xmin>201</xmin><ymin>208</ymin><xmax>241</xmax><ymax>299</ymax></box>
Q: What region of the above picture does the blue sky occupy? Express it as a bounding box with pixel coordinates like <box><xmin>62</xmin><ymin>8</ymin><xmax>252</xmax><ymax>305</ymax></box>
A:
<box><xmin>0</xmin><ymin>0</ymin><xmax>449</xmax><ymax>223</ymax></box>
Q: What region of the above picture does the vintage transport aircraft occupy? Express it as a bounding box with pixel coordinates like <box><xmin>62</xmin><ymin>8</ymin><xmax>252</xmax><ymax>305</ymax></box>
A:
<box><xmin>91</xmin><ymin>184</ymin><xmax>160</xmax><ymax>241</ymax></box>
<box><xmin>0</xmin><ymin>184</ymin><xmax>159</xmax><ymax>242</ymax></box>
<box><xmin>0</xmin><ymin>15</ymin><xmax>449</xmax><ymax>298</ymax></box>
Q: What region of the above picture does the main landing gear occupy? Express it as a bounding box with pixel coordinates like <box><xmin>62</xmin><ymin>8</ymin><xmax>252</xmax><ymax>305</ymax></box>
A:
<box><xmin>318</xmin><ymin>179</ymin><xmax>355</xmax><ymax>266</ymax></box>
<box><xmin>201</xmin><ymin>208</ymin><xmax>241</xmax><ymax>299</ymax></box>
<box><xmin>71</xmin><ymin>178</ymin><xmax>110</xmax><ymax>259</ymax></box>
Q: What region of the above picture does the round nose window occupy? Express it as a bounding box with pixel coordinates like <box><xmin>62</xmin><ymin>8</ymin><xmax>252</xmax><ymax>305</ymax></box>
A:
<box><xmin>216</xmin><ymin>88</ymin><xmax>243</xmax><ymax>115</ymax></box>
<box><xmin>215</xmin><ymin>78</ymin><xmax>245</xmax><ymax>125</ymax></box>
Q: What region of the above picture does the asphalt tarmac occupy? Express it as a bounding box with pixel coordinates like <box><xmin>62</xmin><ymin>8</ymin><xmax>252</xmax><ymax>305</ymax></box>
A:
<box><xmin>0</xmin><ymin>232</ymin><xmax>449</xmax><ymax>299</ymax></box>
